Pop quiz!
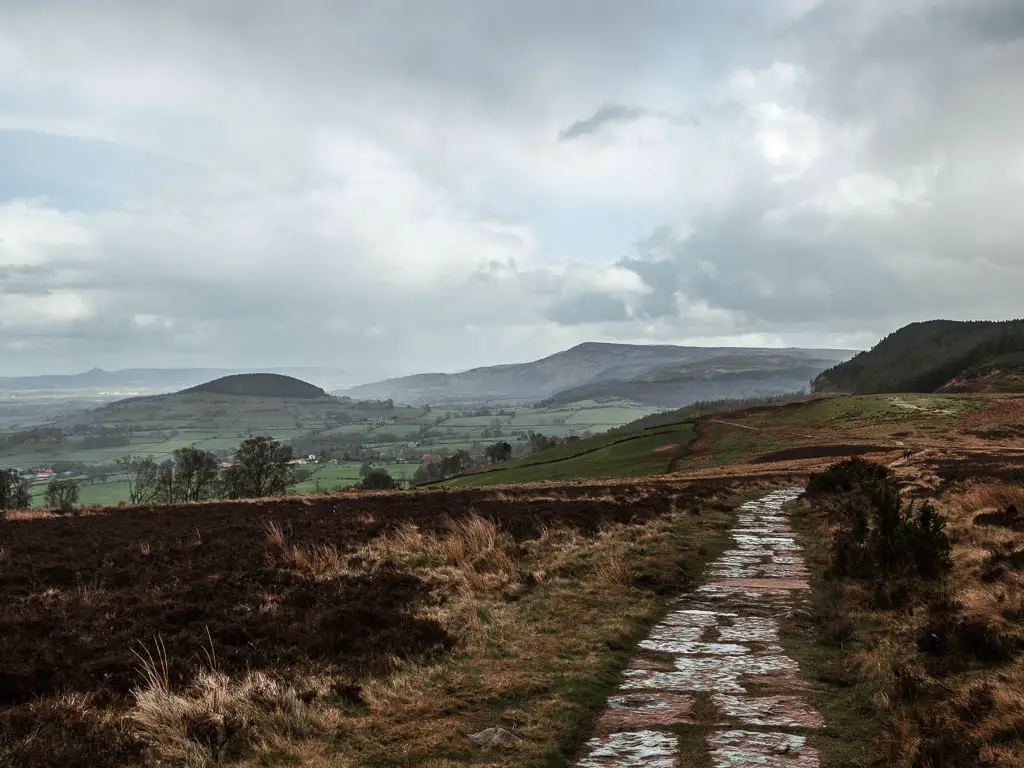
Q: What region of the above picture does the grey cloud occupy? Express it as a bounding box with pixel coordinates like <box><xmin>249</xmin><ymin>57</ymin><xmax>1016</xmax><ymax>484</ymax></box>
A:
<box><xmin>613</xmin><ymin>257</ymin><xmax>680</xmax><ymax>319</ymax></box>
<box><xmin>558</xmin><ymin>104</ymin><xmax>697</xmax><ymax>141</ymax></box>
<box><xmin>2</xmin><ymin>0</ymin><xmax>1022</xmax><ymax>376</ymax></box>
<box><xmin>546</xmin><ymin>292</ymin><xmax>631</xmax><ymax>326</ymax></box>
<box><xmin>595</xmin><ymin>0</ymin><xmax>1024</xmax><ymax>340</ymax></box>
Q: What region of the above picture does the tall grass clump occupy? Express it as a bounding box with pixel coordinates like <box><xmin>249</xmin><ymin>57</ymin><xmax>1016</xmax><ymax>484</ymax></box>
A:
<box><xmin>128</xmin><ymin>636</ymin><xmax>336</xmax><ymax>766</ymax></box>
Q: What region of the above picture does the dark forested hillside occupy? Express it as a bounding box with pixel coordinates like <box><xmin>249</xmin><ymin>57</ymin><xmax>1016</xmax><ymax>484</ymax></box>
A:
<box><xmin>814</xmin><ymin>319</ymin><xmax>1024</xmax><ymax>394</ymax></box>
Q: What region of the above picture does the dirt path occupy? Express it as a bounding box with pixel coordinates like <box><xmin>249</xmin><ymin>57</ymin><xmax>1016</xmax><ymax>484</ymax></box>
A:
<box><xmin>575</xmin><ymin>488</ymin><xmax>823</xmax><ymax>767</ymax></box>
<box><xmin>705</xmin><ymin>419</ymin><xmax>819</xmax><ymax>441</ymax></box>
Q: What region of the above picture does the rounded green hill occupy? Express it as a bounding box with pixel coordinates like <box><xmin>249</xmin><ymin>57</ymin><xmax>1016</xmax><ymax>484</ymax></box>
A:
<box><xmin>180</xmin><ymin>373</ymin><xmax>327</xmax><ymax>398</ymax></box>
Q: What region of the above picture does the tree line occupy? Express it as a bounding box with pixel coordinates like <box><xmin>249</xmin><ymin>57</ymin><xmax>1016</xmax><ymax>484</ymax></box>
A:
<box><xmin>116</xmin><ymin>436</ymin><xmax>295</xmax><ymax>505</ymax></box>
<box><xmin>0</xmin><ymin>436</ymin><xmax>299</xmax><ymax>514</ymax></box>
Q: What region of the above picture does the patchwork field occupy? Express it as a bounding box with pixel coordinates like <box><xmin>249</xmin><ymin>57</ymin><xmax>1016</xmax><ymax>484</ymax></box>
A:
<box><xmin>1</xmin><ymin>397</ymin><xmax>655</xmax><ymax>506</ymax></box>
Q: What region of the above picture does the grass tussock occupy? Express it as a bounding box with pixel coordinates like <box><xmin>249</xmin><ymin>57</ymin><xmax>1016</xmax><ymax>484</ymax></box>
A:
<box><xmin>129</xmin><ymin>637</ymin><xmax>340</xmax><ymax>767</ymax></box>
<box><xmin>593</xmin><ymin>549</ymin><xmax>633</xmax><ymax>586</ymax></box>
<box><xmin>264</xmin><ymin>520</ymin><xmax>347</xmax><ymax>579</ymax></box>
<box><xmin>0</xmin><ymin>692</ymin><xmax>146</xmax><ymax>768</ymax></box>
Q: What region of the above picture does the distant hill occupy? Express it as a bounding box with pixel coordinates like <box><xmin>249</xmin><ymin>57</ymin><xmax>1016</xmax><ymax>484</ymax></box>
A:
<box><xmin>181</xmin><ymin>373</ymin><xmax>327</xmax><ymax>399</ymax></box>
<box><xmin>814</xmin><ymin>319</ymin><xmax>1024</xmax><ymax>394</ymax></box>
<box><xmin>62</xmin><ymin>379</ymin><xmax>405</xmax><ymax>436</ymax></box>
<box><xmin>541</xmin><ymin>352</ymin><xmax>848</xmax><ymax>409</ymax></box>
<box><xmin>340</xmin><ymin>342</ymin><xmax>858</xmax><ymax>406</ymax></box>
<box><xmin>0</xmin><ymin>366</ymin><xmax>351</xmax><ymax>394</ymax></box>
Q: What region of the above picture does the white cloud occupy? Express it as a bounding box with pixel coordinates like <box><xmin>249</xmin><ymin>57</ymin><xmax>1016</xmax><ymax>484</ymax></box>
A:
<box><xmin>570</xmin><ymin>265</ymin><xmax>651</xmax><ymax>298</ymax></box>
<box><xmin>0</xmin><ymin>200</ymin><xmax>93</xmax><ymax>266</ymax></box>
<box><xmin>0</xmin><ymin>291</ymin><xmax>94</xmax><ymax>328</ymax></box>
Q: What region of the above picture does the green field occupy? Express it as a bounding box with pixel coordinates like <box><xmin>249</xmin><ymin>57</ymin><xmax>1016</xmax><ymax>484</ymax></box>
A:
<box><xmin>291</xmin><ymin>462</ymin><xmax>421</xmax><ymax>493</ymax></box>
<box><xmin>447</xmin><ymin>422</ymin><xmax>697</xmax><ymax>487</ymax></box>
<box><xmin>1</xmin><ymin>391</ymin><xmax>657</xmax><ymax>507</ymax></box>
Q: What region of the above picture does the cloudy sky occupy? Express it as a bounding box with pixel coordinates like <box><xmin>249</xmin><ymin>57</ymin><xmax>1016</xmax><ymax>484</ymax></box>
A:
<box><xmin>2</xmin><ymin>1</ymin><xmax>1023</xmax><ymax>381</ymax></box>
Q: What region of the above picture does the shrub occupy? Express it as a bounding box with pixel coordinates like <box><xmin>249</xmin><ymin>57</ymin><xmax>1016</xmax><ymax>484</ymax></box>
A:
<box><xmin>358</xmin><ymin>470</ymin><xmax>398</xmax><ymax>491</ymax></box>
<box><xmin>807</xmin><ymin>455</ymin><xmax>893</xmax><ymax>497</ymax></box>
<box><xmin>810</xmin><ymin>458</ymin><xmax>951</xmax><ymax>586</ymax></box>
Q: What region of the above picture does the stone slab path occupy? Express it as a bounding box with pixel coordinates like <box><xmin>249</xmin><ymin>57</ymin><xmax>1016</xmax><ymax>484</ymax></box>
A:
<box><xmin>576</xmin><ymin>488</ymin><xmax>822</xmax><ymax>767</ymax></box>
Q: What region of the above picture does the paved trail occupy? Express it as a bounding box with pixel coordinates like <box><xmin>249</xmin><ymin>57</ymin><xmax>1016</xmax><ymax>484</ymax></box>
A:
<box><xmin>575</xmin><ymin>488</ymin><xmax>823</xmax><ymax>767</ymax></box>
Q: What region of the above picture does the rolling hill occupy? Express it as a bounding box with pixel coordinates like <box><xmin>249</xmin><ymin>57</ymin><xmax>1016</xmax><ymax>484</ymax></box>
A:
<box><xmin>340</xmin><ymin>342</ymin><xmax>857</xmax><ymax>406</ymax></box>
<box><xmin>65</xmin><ymin>375</ymin><xmax>385</xmax><ymax>435</ymax></box>
<box><xmin>540</xmin><ymin>352</ymin><xmax>847</xmax><ymax>408</ymax></box>
<box><xmin>180</xmin><ymin>373</ymin><xmax>327</xmax><ymax>398</ymax></box>
<box><xmin>814</xmin><ymin>319</ymin><xmax>1024</xmax><ymax>394</ymax></box>
<box><xmin>446</xmin><ymin>421</ymin><xmax>698</xmax><ymax>487</ymax></box>
<box><xmin>447</xmin><ymin>388</ymin><xmax>1024</xmax><ymax>488</ymax></box>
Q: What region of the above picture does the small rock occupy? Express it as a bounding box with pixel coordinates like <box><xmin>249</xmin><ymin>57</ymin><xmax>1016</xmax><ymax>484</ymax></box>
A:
<box><xmin>772</xmin><ymin>743</ymin><xmax>794</xmax><ymax>755</ymax></box>
<box><xmin>469</xmin><ymin>726</ymin><xmax>522</xmax><ymax>748</ymax></box>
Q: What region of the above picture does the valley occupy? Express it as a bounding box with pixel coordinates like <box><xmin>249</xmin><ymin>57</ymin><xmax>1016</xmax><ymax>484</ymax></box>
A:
<box><xmin>3</xmin><ymin>323</ymin><xmax>1024</xmax><ymax>767</ymax></box>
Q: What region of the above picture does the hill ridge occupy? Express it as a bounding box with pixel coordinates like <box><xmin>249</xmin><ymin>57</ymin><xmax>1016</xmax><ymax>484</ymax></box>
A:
<box><xmin>341</xmin><ymin>342</ymin><xmax>857</xmax><ymax>405</ymax></box>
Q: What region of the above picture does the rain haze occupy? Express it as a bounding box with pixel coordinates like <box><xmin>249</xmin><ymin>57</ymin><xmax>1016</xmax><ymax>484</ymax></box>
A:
<box><xmin>2</xmin><ymin>0</ymin><xmax>1023</xmax><ymax>379</ymax></box>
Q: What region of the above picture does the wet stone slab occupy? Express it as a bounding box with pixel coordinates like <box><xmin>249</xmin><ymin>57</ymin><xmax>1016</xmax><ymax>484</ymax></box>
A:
<box><xmin>717</xmin><ymin>616</ymin><xmax>781</xmax><ymax>644</ymax></box>
<box><xmin>593</xmin><ymin>693</ymin><xmax>697</xmax><ymax>732</ymax></box>
<box><xmin>638</xmin><ymin>639</ymin><xmax>752</xmax><ymax>655</ymax></box>
<box><xmin>575</xmin><ymin>488</ymin><xmax>822</xmax><ymax>767</ymax></box>
<box><xmin>713</xmin><ymin>694</ymin><xmax>826</xmax><ymax>729</ymax></box>
<box><xmin>707</xmin><ymin>730</ymin><xmax>820</xmax><ymax>767</ymax></box>
<box><xmin>576</xmin><ymin>730</ymin><xmax>679</xmax><ymax>767</ymax></box>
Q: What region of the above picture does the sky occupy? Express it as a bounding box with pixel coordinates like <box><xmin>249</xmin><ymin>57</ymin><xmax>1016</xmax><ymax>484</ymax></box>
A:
<box><xmin>2</xmin><ymin>0</ymin><xmax>1023</xmax><ymax>382</ymax></box>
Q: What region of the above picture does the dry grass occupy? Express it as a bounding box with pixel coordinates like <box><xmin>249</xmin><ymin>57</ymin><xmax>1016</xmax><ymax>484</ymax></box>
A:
<box><xmin>798</xmin><ymin>478</ymin><xmax>1024</xmax><ymax>767</ymax></box>
<box><xmin>130</xmin><ymin>647</ymin><xmax>337</xmax><ymax>767</ymax></box>
<box><xmin>3</xmin><ymin>479</ymin><xmax>746</xmax><ymax>767</ymax></box>
<box><xmin>235</xmin><ymin>492</ymin><xmax>739</xmax><ymax>766</ymax></box>
<box><xmin>264</xmin><ymin>520</ymin><xmax>349</xmax><ymax>579</ymax></box>
<box><xmin>955</xmin><ymin>480</ymin><xmax>1024</xmax><ymax>514</ymax></box>
<box><xmin>1</xmin><ymin>508</ymin><xmax>61</xmax><ymax>520</ymax></box>
<box><xmin>593</xmin><ymin>549</ymin><xmax>633</xmax><ymax>586</ymax></box>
